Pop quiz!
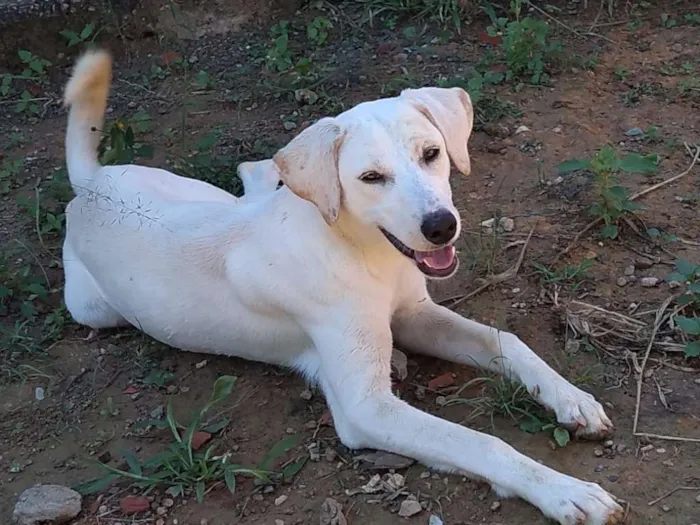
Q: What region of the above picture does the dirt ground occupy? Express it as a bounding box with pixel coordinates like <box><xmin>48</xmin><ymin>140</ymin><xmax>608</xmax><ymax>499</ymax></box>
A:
<box><xmin>1</xmin><ymin>1</ymin><xmax>700</xmax><ymax>524</ymax></box>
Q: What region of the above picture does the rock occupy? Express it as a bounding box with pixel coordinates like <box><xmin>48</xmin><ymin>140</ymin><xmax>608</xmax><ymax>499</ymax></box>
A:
<box><xmin>156</xmin><ymin>507</ymin><xmax>167</xmax><ymax>516</ymax></box>
<box><xmin>696</xmin><ymin>493</ymin><xmax>700</xmax><ymax>503</ymax></box>
<box><xmin>13</xmin><ymin>485</ymin><xmax>82</xmax><ymax>525</ymax></box>
<box><xmin>635</xmin><ymin>257</ymin><xmax>655</xmax><ymax>269</ymax></box>
<box><xmin>300</xmin><ymin>389</ymin><xmax>313</xmax><ymax>401</ymax></box>
<box><xmin>294</xmin><ymin>89</ymin><xmax>318</xmax><ymax>105</ymax></box>
<box><xmin>427</xmin><ymin>374</ymin><xmax>454</xmax><ymax>390</ymax></box>
<box><xmin>616</xmin><ymin>277</ymin><xmax>628</xmax><ymax>287</ymax></box>
<box><xmin>594</xmin><ymin>448</ymin><xmax>604</xmax><ymax>457</ymax></box>
<box><xmin>190</xmin><ymin>431</ymin><xmax>212</xmax><ymax>451</ymax></box>
<box><xmin>490</xmin><ymin>501</ymin><xmax>501</xmax><ymax>511</ymax></box>
<box><xmin>355</xmin><ymin>451</ymin><xmax>415</xmax><ymax>470</ymax></box>
<box><xmin>668</xmin><ymin>280</ymin><xmax>682</xmax><ymax>289</ymax></box>
<box><xmin>514</xmin><ymin>125</ymin><xmax>530</xmax><ymax>134</ymax></box>
<box><xmin>325</xmin><ymin>448</ymin><xmax>337</xmax><ymax>462</ymax></box>
<box><xmin>640</xmin><ymin>277</ymin><xmax>659</xmax><ymax>287</ymax></box>
<box><xmin>499</xmin><ymin>217</ymin><xmax>515</xmax><ymax>232</ymax></box>
<box><xmin>429</xmin><ymin>515</ymin><xmax>444</xmax><ymax>525</ymax></box>
<box><xmin>625</xmin><ymin>127</ymin><xmax>644</xmax><ymax>137</ymax></box>
<box><xmin>275</xmin><ymin>495</ymin><xmax>288</xmax><ymax>506</ymax></box>
<box><xmin>661</xmin><ymin>504</ymin><xmax>671</xmax><ymax>512</ymax></box>
<box><xmin>163</xmin><ymin>498</ymin><xmax>174</xmax><ymax>508</ymax></box>
<box><xmin>607</xmin><ymin>475</ymin><xmax>619</xmax><ymax>482</ymax></box>
<box><xmin>398</xmin><ymin>498</ymin><xmax>422</xmax><ymax>517</ymax></box>
<box><xmin>319</xmin><ymin>498</ymin><xmax>348</xmax><ymax>525</ymax></box>
<box><xmin>624</xmin><ymin>265</ymin><xmax>635</xmax><ymax>276</ymax></box>
<box><xmin>276</xmin><ymin>520</ymin><xmax>285</xmax><ymax>525</ymax></box>
<box><xmin>603</xmin><ymin>440</ymin><xmax>614</xmax><ymax>448</ymax></box>
<box><xmin>283</xmin><ymin>121</ymin><xmax>297</xmax><ymax>131</ymax></box>
<box><xmin>482</xmin><ymin>122</ymin><xmax>511</xmax><ymax>139</ymax></box>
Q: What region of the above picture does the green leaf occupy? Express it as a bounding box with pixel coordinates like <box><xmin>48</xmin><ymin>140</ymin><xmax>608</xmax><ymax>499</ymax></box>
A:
<box><xmin>121</xmin><ymin>448</ymin><xmax>143</xmax><ymax>476</ymax></box>
<box><xmin>166</xmin><ymin>484</ymin><xmax>184</xmax><ymax>498</ymax></box>
<box><xmin>166</xmin><ymin>399</ymin><xmax>182</xmax><ymax>443</ymax></box>
<box><xmin>675</xmin><ymin>315</ymin><xmax>700</xmax><ymax>335</ymax></box>
<box><xmin>684</xmin><ymin>341</ymin><xmax>700</xmax><ymax>358</ymax></box>
<box><xmin>72</xmin><ymin>473</ymin><xmax>119</xmax><ymax>495</ymax></box>
<box><xmin>666</xmin><ymin>272</ymin><xmax>687</xmax><ymax>283</ymax></box>
<box><xmin>678</xmin><ymin>294</ymin><xmax>696</xmax><ymax>306</ymax></box>
<box><xmin>208</xmin><ymin>375</ymin><xmax>237</xmax><ymax>407</ymax></box>
<box><xmin>519</xmin><ymin>417</ymin><xmax>544</xmax><ymax>433</ymax></box>
<box><xmin>688</xmin><ymin>282</ymin><xmax>700</xmax><ymax>294</ymax></box>
<box><xmin>258</xmin><ymin>435</ymin><xmax>302</xmax><ymax>470</ymax></box>
<box><xmin>600</xmin><ymin>224</ymin><xmax>619</xmax><ymax>239</ymax></box>
<box><xmin>225</xmin><ymin>468</ymin><xmax>237</xmax><ymax>494</ymax></box>
<box><xmin>282</xmin><ymin>455</ymin><xmax>308</xmax><ymax>480</ymax></box>
<box><xmin>195</xmin><ymin>480</ymin><xmax>206</xmax><ymax>503</ymax></box>
<box><xmin>617</xmin><ymin>153</ymin><xmax>659</xmax><ymax>174</ymax></box>
<box><xmin>674</xmin><ymin>258</ymin><xmax>697</xmax><ymax>277</ymax></box>
<box><xmin>80</xmin><ymin>23</ymin><xmax>95</xmax><ymax>40</ymax></box>
<box><xmin>17</xmin><ymin>50</ymin><xmax>32</xmax><ymax>62</ymax></box>
<box><xmin>553</xmin><ymin>427</ymin><xmax>570</xmax><ymax>447</ymax></box>
<box><xmin>556</xmin><ymin>159</ymin><xmax>591</xmax><ymax>174</ymax></box>
<box><xmin>202</xmin><ymin>417</ymin><xmax>230</xmax><ymax>434</ymax></box>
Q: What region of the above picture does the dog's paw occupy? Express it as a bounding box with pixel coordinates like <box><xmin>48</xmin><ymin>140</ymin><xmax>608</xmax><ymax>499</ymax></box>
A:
<box><xmin>539</xmin><ymin>382</ymin><xmax>614</xmax><ymax>439</ymax></box>
<box><xmin>531</xmin><ymin>475</ymin><xmax>624</xmax><ymax>525</ymax></box>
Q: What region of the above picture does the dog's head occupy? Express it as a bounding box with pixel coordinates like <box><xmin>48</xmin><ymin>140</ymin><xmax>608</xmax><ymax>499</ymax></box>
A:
<box><xmin>273</xmin><ymin>87</ymin><xmax>473</xmax><ymax>279</ymax></box>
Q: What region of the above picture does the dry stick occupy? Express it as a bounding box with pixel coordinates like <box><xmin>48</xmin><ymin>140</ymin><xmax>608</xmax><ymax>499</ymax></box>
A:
<box><xmin>445</xmin><ymin>225</ymin><xmax>535</xmax><ymax>309</ymax></box>
<box><xmin>632</xmin><ymin>296</ymin><xmax>700</xmax><ymax>443</ymax></box>
<box><xmin>552</xmin><ymin>143</ymin><xmax>700</xmax><ymax>264</ymax></box>
<box><xmin>648</xmin><ymin>486</ymin><xmax>700</xmax><ymax>506</ymax></box>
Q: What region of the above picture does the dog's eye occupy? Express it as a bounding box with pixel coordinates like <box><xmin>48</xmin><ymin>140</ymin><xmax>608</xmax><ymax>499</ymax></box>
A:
<box><xmin>423</xmin><ymin>147</ymin><xmax>440</xmax><ymax>163</ymax></box>
<box><xmin>359</xmin><ymin>171</ymin><xmax>386</xmax><ymax>184</ymax></box>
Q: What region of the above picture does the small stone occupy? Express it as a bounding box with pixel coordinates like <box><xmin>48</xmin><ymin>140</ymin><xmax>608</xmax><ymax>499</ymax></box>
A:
<box><xmin>283</xmin><ymin>121</ymin><xmax>297</xmax><ymax>131</ymax></box>
<box><xmin>624</xmin><ymin>265</ymin><xmax>635</xmax><ymax>276</ymax></box>
<box><xmin>640</xmin><ymin>277</ymin><xmax>659</xmax><ymax>287</ymax></box>
<box><xmin>435</xmin><ymin>396</ymin><xmax>447</xmax><ymax>406</ymax></box>
<box><xmin>300</xmin><ymin>389</ymin><xmax>313</xmax><ymax>401</ymax></box>
<box><xmin>662</xmin><ymin>459</ymin><xmax>674</xmax><ymax>467</ymax></box>
<box><xmin>661</xmin><ymin>504</ymin><xmax>671</xmax><ymax>512</ymax></box>
<box><xmin>190</xmin><ymin>431</ymin><xmax>212</xmax><ymax>451</ymax></box>
<box><xmin>98</xmin><ymin>505</ymin><xmax>108</xmax><ymax>514</ymax></box>
<box><xmin>286</xmin><ymin>427</ymin><xmax>295</xmax><ymax>434</ymax></box>
<box><xmin>156</xmin><ymin>520</ymin><xmax>165</xmax><ymax>525</ymax></box>
<box><xmin>319</xmin><ymin>498</ymin><xmax>347</xmax><ymax>525</ymax></box>
<box><xmin>607</xmin><ymin>475</ymin><xmax>619</xmax><ymax>482</ymax></box>
<box><xmin>156</xmin><ymin>507</ymin><xmax>167</xmax><ymax>516</ymax></box>
<box><xmin>294</xmin><ymin>89</ymin><xmax>318</xmax><ymax>105</ymax></box>
<box><xmin>163</xmin><ymin>498</ymin><xmax>174</xmax><ymax>508</ymax></box>
<box><xmin>398</xmin><ymin>499</ymin><xmax>422</xmax><ymax>517</ymax></box>
<box><xmin>275</xmin><ymin>520</ymin><xmax>285</xmax><ymax>525</ymax></box>
<box><xmin>594</xmin><ymin>448</ymin><xmax>604</xmax><ymax>457</ymax></box>
<box><xmin>656</xmin><ymin>448</ymin><xmax>666</xmax><ymax>454</ymax></box>
<box><xmin>429</xmin><ymin>515</ymin><xmax>444</xmax><ymax>525</ymax></box>
<box><xmin>427</xmin><ymin>374</ymin><xmax>454</xmax><ymax>390</ymax></box>
<box><xmin>625</xmin><ymin>127</ymin><xmax>644</xmax><ymax>137</ymax></box>
<box><xmin>668</xmin><ymin>280</ymin><xmax>682</xmax><ymax>289</ymax></box>
<box><xmin>695</xmin><ymin>378</ymin><xmax>700</xmax><ymax>385</ymax></box>
<box><xmin>695</xmin><ymin>493</ymin><xmax>700</xmax><ymax>503</ymax></box>
<box><xmin>12</xmin><ymin>485</ymin><xmax>83</xmax><ymax>525</ymax></box>
<box><xmin>195</xmin><ymin>360</ymin><xmax>207</xmax><ymax>369</ymax></box>
<box><xmin>34</xmin><ymin>387</ymin><xmax>45</xmax><ymax>401</ymax></box>
<box><xmin>274</xmin><ymin>495</ymin><xmax>288</xmax><ymax>506</ymax></box>
<box><xmin>420</xmin><ymin>471</ymin><xmax>431</xmax><ymax>479</ymax></box>
<box><xmin>119</xmin><ymin>495</ymin><xmax>150</xmax><ymax>514</ymax></box>
<box><xmin>640</xmin><ymin>444</ymin><xmax>654</xmax><ymax>453</ymax></box>
<box><xmin>490</xmin><ymin>501</ymin><xmax>501</xmax><ymax>511</ymax></box>
<box><xmin>616</xmin><ymin>277</ymin><xmax>628</xmax><ymax>287</ymax></box>
<box><xmin>603</xmin><ymin>440</ymin><xmax>614</xmax><ymax>448</ymax></box>
<box><xmin>635</xmin><ymin>257</ymin><xmax>655</xmax><ymax>269</ymax></box>
<box><xmin>498</xmin><ymin>217</ymin><xmax>515</xmax><ymax>232</ymax></box>
<box><xmin>325</xmin><ymin>448</ymin><xmax>337</xmax><ymax>462</ymax></box>
<box><xmin>515</xmin><ymin>125</ymin><xmax>530</xmax><ymax>134</ymax></box>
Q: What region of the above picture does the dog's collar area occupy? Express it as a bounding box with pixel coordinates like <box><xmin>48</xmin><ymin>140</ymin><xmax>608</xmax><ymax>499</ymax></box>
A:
<box><xmin>380</xmin><ymin>228</ymin><xmax>457</xmax><ymax>278</ymax></box>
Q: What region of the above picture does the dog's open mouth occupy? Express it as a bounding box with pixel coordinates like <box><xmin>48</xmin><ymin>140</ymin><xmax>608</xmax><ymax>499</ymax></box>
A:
<box><xmin>381</xmin><ymin>229</ymin><xmax>458</xmax><ymax>278</ymax></box>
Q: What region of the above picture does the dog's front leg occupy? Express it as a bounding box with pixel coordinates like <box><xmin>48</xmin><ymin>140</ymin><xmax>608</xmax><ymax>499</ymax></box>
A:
<box><xmin>314</xmin><ymin>322</ymin><xmax>623</xmax><ymax>525</ymax></box>
<box><xmin>392</xmin><ymin>300</ymin><xmax>613</xmax><ymax>439</ymax></box>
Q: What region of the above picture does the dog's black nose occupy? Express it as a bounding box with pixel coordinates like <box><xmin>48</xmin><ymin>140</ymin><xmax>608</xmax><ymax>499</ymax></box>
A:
<box><xmin>421</xmin><ymin>209</ymin><xmax>457</xmax><ymax>245</ymax></box>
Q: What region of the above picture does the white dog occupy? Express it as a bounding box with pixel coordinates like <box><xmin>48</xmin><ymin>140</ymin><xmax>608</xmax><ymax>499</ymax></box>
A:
<box><xmin>62</xmin><ymin>50</ymin><xmax>623</xmax><ymax>525</ymax></box>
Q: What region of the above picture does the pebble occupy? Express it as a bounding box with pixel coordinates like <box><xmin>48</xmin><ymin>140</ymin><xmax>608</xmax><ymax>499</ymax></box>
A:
<box><xmin>603</xmin><ymin>440</ymin><xmax>614</xmax><ymax>448</ymax></box>
<box><xmin>34</xmin><ymin>387</ymin><xmax>45</xmax><ymax>401</ymax></box>
<box><xmin>656</xmin><ymin>448</ymin><xmax>666</xmax><ymax>454</ymax></box>
<box><xmin>625</xmin><ymin>127</ymin><xmax>644</xmax><ymax>137</ymax></box>
<box><xmin>13</xmin><ymin>485</ymin><xmax>82</xmax><ymax>525</ymax></box>
<box><xmin>668</xmin><ymin>280</ymin><xmax>682</xmax><ymax>289</ymax></box>
<box><xmin>398</xmin><ymin>498</ymin><xmax>422</xmax><ymax>517</ymax></box>
<box><xmin>275</xmin><ymin>495</ymin><xmax>288</xmax><ymax>506</ymax></box>
<box><xmin>300</xmin><ymin>389</ymin><xmax>313</xmax><ymax>400</ymax></box>
<box><xmin>607</xmin><ymin>475</ymin><xmax>619</xmax><ymax>482</ymax></box>
<box><xmin>635</xmin><ymin>257</ymin><xmax>655</xmax><ymax>269</ymax></box>
<box><xmin>640</xmin><ymin>277</ymin><xmax>659</xmax><ymax>287</ymax></box>
<box><xmin>195</xmin><ymin>360</ymin><xmax>207</xmax><ymax>369</ymax></box>
<box><xmin>325</xmin><ymin>448</ymin><xmax>337</xmax><ymax>462</ymax></box>
<box><xmin>156</xmin><ymin>506</ymin><xmax>167</xmax><ymax>516</ymax></box>
<box><xmin>594</xmin><ymin>448</ymin><xmax>604</xmax><ymax>457</ymax></box>
<box><xmin>499</xmin><ymin>217</ymin><xmax>515</xmax><ymax>232</ymax></box>
<box><xmin>695</xmin><ymin>494</ymin><xmax>700</xmax><ymax>503</ymax></box>
<box><xmin>624</xmin><ymin>265</ymin><xmax>635</xmax><ymax>276</ymax></box>
<box><xmin>616</xmin><ymin>277</ymin><xmax>628</xmax><ymax>287</ymax></box>
<box><xmin>275</xmin><ymin>520</ymin><xmax>285</xmax><ymax>525</ymax></box>
<box><xmin>515</xmin><ymin>125</ymin><xmax>530</xmax><ymax>134</ymax></box>
<box><xmin>429</xmin><ymin>516</ymin><xmax>444</xmax><ymax>525</ymax></box>
<box><xmin>283</xmin><ymin>121</ymin><xmax>297</xmax><ymax>131</ymax></box>
<box><xmin>662</xmin><ymin>504</ymin><xmax>671</xmax><ymax>512</ymax></box>
<box><xmin>490</xmin><ymin>501</ymin><xmax>501</xmax><ymax>511</ymax></box>
<box><xmin>163</xmin><ymin>498</ymin><xmax>174</xmax><ymax>508</ymax></box>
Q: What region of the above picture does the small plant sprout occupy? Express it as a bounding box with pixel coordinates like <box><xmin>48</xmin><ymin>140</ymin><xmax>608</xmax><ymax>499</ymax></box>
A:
<box><xmin>557</xmin><ymin>145</ymin><xmax>659</xmax><ymax>239</ymax></box>
<box><xmin>666</xmin><ymin>259</ymin><xmax>700</xmax><ymax>357</ymax></box>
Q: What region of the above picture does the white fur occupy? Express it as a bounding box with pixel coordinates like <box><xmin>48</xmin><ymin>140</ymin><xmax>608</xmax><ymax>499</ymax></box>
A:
<box><xmin>63</xmin><ymin>50</ymin><xmax>623</xmax><ymax>525</ymax></box>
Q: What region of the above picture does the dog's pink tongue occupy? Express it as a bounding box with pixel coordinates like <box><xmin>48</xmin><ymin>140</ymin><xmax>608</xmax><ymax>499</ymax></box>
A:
<box><xmin>415</xmin><ymin>246</ymin><xmax>455</xmax><ymax>270</ymax></box>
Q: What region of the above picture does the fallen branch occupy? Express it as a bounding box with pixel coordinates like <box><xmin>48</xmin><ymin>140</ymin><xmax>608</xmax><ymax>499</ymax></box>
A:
<box><xmin>552</xmin><ymin>142</ymin><xmax>700</xmax><ymax>264</ymax></box>
<box><xmin>443</xmin><ymin>225</ymin><xmax>535</xmax><ymax>309</ymax></box>
<box><xmin>648</xmin><ymin>485</ymin><xmax>700</xmax><ymax>506</ymax></box>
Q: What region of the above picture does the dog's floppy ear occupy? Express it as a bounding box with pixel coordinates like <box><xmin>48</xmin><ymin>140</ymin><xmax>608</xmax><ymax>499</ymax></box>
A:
<box><xmin>400</xmin><ymin>87</ymin><xmax>474</xmax><ymax>175</ymax></box>
<box><xmin>273</xmin><ymin>117</ymin><xmax>345</xmax><ymax>224</ymax></box>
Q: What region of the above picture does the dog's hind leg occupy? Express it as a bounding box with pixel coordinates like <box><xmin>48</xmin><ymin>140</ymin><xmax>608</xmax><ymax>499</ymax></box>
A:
<box><xmin>63</xmin><ymin>242</ymin><xmax>128</xmax><ymax>329</ymax></box>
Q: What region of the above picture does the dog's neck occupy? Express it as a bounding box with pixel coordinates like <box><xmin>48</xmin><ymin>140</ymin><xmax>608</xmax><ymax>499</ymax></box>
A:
<box><xmin>331</xmin><ymin>208</ymin><xmax>408</xmax><ymax>273</ymax></box>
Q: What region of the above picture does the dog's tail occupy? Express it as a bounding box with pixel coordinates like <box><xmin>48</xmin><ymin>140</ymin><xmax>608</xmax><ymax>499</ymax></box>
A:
<box><xmin>63</xmin><ymin>49</ymin><xmax>112</xmax><ymax>191</ymax></box>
